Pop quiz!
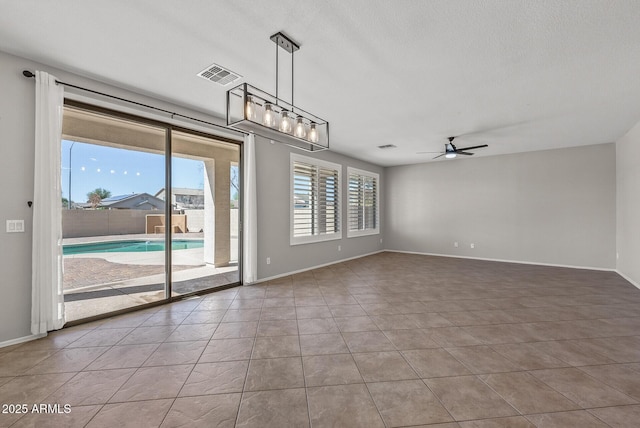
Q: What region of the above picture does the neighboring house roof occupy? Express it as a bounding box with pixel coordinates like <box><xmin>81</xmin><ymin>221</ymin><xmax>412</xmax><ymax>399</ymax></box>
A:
<box><xmin>155</xmin><ymin>187</ymin><xmax>204</xmax><ymax>198</ymax></box>
<box><xmin>80</xmin><ymin>193</ymin><xmax>166</xmax><ymax>210</ymax></box>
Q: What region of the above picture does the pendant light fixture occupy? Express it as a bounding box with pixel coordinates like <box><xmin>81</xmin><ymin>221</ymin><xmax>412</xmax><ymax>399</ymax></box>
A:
<box><xmin>227</xmin><ymin>32</ymin><xmax>329</xmax><ymax>151</ymax></box>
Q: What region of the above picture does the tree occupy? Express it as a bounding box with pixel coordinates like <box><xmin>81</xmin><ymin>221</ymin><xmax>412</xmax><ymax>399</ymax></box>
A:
<box><xmin>86</xmin><ymin>188</ymin><xmax>111</xmax><ymax>208</ymax></box>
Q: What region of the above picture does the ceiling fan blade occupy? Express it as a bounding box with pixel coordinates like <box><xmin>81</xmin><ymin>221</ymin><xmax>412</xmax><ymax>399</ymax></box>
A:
<box><xmin>432</xmin><ymin>153</ymin><xmax>446</xmax><ymax>160</ymax></box>
<box><xmin>456</xmin><ymin>151</ymin><xmax>474</xmax><ymax>155</ymax></box>
<box><xmin>456</xmin><ymin>144</ymin><xmax>488</xmax><ymax>152</ymax></box>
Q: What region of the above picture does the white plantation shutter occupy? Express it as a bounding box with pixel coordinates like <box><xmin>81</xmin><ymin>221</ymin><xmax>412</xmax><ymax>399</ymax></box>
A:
<box><xmin>347</xmin><ymin>168</ymin><xmax>380</xmax><ymax>237</ymax></box>
<box><xmin>291</xmin><ymin>154</ymin><xmax>341</xmax><ymax>244</ymax></box>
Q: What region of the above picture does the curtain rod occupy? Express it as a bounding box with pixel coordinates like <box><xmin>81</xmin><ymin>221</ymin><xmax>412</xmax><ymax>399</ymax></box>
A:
<box><xmin>22</xmin><ymin>70</ymin><xmax>247</xmax><ymax>136</ymax></box>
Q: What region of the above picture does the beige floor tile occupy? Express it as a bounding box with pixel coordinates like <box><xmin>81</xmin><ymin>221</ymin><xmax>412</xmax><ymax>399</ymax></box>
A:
<box><xmin>86</xmin><ymin>398</ymin><xmax>173</xmax><ymax>428</ymax></box>
<box><xmin>406</xmin><ymin>313</ymin><xmax>454</xmax><ymax>328</ymax></box>
<box><xmin>576</xmin><ymin>336</ymin><xmax>640</xmax><ymax>363</ymax></box>
<box><xmin>530</xmin><ymin>367</ymin><xmax>637</xmax><ymax>408</ymax></box>
<box><xmin>212</xmin><ymin>321</ymin><xmax>258</xmax><ymax>339</ymax></box>
<box><xmin>221</xmin><ymin>309</ymin><xmax>262</xmax><ymax>323</ymax></box>
<box><xmin>141</xmin><ymin>311</ymin><xmax>190</xmax><ymax>326</ymax></box>
<box><xmin>525</xmin><ymin>410</ymin><xmax>609</xmax><ymax>427</ymax></box>
<box><xmin>259</xmin><ymin>306</ymin><xmax>296</xmax><ymax>320</ymax></box>
<box><xmin>297</xmin><ymin>318</ymin><xmax>339</xmax><ymax>334</ymax></box>
<box><xmin>180</xmin><ymin>360</ymin><xmax>248</xmax><ymax>396</ymax></box>
<box><xmin>370</xmin><ymin>314</ymin><xmax>420</xmax><ymax>330</ymax></box>
<box><xmin>25</xmin><ymin>347</ymin><xmax>108</xmax><ymax>374</ymax></box>
<box><xmin>342</xmin><ymin>331</ymin><xmax>395</xmax><ymax>352</ymax></box>
<box><xmin>45</xmin><ymin>369</ymin><xmax>134</xmax><ymax>406</ymax></box>
<box><xmin>143</xmin><ymin>341</ymin><xmax>207</xmax><ymax>366</ymax></box>
<box><xmin>402</xmin><ymin>349</ymin><xmax>471</xmax><ymax>378</ymax></box>
<box><xmin>165</xmin><ymin>323</ymin><xmax>218</xmax><ymax>342</ymax></box>
<box><xmin>0</xmin><ymin>350</ymin><xmax>61</xmax><ymax>376</ymax></box>
<box><xmin>66</xmin><ymin>327</ymin><xmax>133</xmax><ymax>348</ymax></box>
<box><xmin>383</xmin><ymin>329</ymin><xmax>440</xmax><ymax>350</ymax></box>
<box><xmin>299</xmin><ymin>333</ymin><xmax>349</xmax><ymax>356</ymax></box>
<box><xmin>118</xmin><ymin>325</ymin><xmax>176</xmax><ymax>345</ymax></box>
<box><xmin>295</xmin><ymin>305</ymin><xmax>332</xmax><ymax>319</ymax></box>
<box><xmin>109</xmin><ymin>364</ymin><xmax>192</xmax><ymax>402</ymax></box>
<box><xmin>0</xmin><ymin>372</ymin><xmax>75</xmax><ymax>404</ymax></box>
<box><xmin>245</xmin><ymin>357</ymin><xmax>304</xmax><ymax>391</ymax></box>
<box><xmin>200</xmin><ymin>338</ymin><xmax>253</xmax><ymax>362</ymax></box>
<box><xmin>329</xmin><ymin>304</ymin><xmax>368</xmax><ymax>317</ymax></box>
<box><xmin>160</xmin><ymin>393</ymin><xmax>241</xmax><ymax>428</ymax></box>
<box><xmin>181</xmin><ymin>310</ymin><xmax>226</xmax><ymax>324</ymax></box>
<box><xmin>256</xmin><ymin>319</ymin><xmax>298</xmax><ymax>337</ymax></box>
<box><xmin>352</xmin><ymin>351</ymin><xmax>418</xmax><ymax>382</ymax></box>
<box><xmin>252</xmin><ymin>336</ymin><xmax>300</xmax><ymax>359</ymax></box>
<box><xmin>425</xmin><ymin>375</ymin><xmax>518</xmax><ymax>421</ymax></box>
<box><xmin>334</xmin><ymin>316</ymin><xmax>379</xmax><ymax>332</ymax></box>
<box><xmin>86</xmin><ymin>344</ymin><xmax>159</xmax><ymax>370</ymax></box>
<box><xmin>588</xmin><ymin>404</ymin><xmax>640</xmax><ymax>428</ymax></box>
<box><xmin>446</xmin><ymin>346</ymin><xmax>520</xmax><ymax>374</ymax></box>
<box><xmin>367</xmin><ymin>379</ymin><xmax>453</xmax><ymax>426</ymax></box>
<box><xmin>480</xmin><ymin>372</ymin><xmax>580</xmax><ymax>414</ymax></box>
<box><xmin>307</xmin><ymin>384</ymin><xmax>384</xmax><ymax>428</ymax></box>
<box><xmin>527</xmin><ymin>340</ymin><xmax>613</xmax><ymax>366</ymax></box>
<box><xmin>302</xmin><ymin>354</ymin><xmax>363</xmax><ymax>386</ymax></box>
<box><xmin>236</xmin><ymin>388</ymin><xmax>309</xmax><ymax>428</ymax></box>
<box><xmin>489</xmin><ymin>343</ymin><xmax>569</xmax><ymax>370</ymax></box>
<box><xmin>261</xmin><ymin>297</ymin><xmax>295</xmax><ymax>308</ymax></box>
<box><xmin>10</xmin><ymin>405</ymin><xmax>101</xmax><ymax>428</ymax></box>
<box><xmin>579</xmin><ymin>364</ymin><xmax>640</xmax><ymax>400</ymax></box>
<box><xmin>295</xmin><ymin>296</ymin><xmax>327</xmax><ymax>306</ymax></box>
<box><xmin>425</xmin><ymin>327</ymin><xmax>483</xmax><ymax>347</ymax></box>
<box><xmin>458</xmin><ymin>416</ymin><xmax>535</xmax><ymax>427</ymax></box>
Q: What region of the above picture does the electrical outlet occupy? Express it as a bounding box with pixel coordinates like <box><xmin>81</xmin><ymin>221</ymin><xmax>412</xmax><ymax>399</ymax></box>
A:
<box><xmin>379</xmin><ymin>238</ymin><xmax>383</xmax><ymax>244</ymax></box>
<box><xmin>470</xmin><ymin>243</ymin><xmax>475</xmax><ymax>249</ymax></box>
<box><xmin>454</xmin><ymin>242</ymin><xmax>458</xmax><ymax>248</ymax></box>
<box><xmin>338</xmin><ymin>245</ymin><xmax>341</xmax><ymax>251</ymax></box>
<box><xmin>266</xmin><ymin>257</ymin><xmax>271</xmax><ymax>265</ymax></box>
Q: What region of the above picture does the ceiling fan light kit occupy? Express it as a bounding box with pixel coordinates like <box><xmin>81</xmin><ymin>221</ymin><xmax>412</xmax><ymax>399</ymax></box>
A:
<box><xmin>227</xmin><ymin>32</ymin><xmax>329</xmax><ymax>152</ymax></box>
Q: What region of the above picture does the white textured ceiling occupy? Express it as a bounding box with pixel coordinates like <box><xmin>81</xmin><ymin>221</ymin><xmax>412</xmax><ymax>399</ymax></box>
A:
<box><xmin>1</xmin><ymin>0</ymin><xmax>640</xmax><ymax>166</ymax></box>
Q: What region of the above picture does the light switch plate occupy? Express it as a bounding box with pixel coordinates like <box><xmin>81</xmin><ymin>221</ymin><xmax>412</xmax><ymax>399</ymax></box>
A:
<box><xmin>6</xmin><ymin>220</ymin><xmax>24</xmax><ymax>233</ymax></box>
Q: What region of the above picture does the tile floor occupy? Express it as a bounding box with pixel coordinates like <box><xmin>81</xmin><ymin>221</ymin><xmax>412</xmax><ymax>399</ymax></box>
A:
<box><xmin>2</xmin><ymin>252</ymin><xmax>640</xmax><ymax>427</ymax></box>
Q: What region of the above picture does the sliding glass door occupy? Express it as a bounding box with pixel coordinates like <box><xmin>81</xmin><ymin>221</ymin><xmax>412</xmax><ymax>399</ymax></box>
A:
<box><xmin>61</xmin><ymin>102</ymin><xmax>241</xmax><ymax>322</ymax></box>
<box><xmin>170</xmin><ymin>130</ymin><xmax>240</xmax><ymax>296</ymax></box>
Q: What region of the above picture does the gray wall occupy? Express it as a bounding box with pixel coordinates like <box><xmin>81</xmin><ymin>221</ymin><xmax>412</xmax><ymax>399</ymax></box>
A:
<box><xmin>385</xmin><ymin>144</ymin><xmax>616</xmax><ymax>269</ymax></box>
<box><xmin>255</xmin><ymin>138</ymin><xmax>384</xmax><ymax>279</ymax></box>
<box><xmin>617</xmin><ymin>120</ymin><xmax>640</xmax><ymax>285</ymax></box>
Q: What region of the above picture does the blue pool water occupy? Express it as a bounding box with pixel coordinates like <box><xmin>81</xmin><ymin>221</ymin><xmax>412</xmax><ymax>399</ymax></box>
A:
<box><xmin>63</xmin><ymin>239</ymin><xmax>204</xmax><ymax>255</ymax></box>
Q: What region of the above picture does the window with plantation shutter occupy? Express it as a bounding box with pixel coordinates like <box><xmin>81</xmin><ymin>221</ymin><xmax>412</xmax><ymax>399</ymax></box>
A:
<box><xmin>347</xmin><ymin>167</ymin><xmax>379</xmax><ymax>238</ymax></box>
<box><xmin>290</xmin><ymin>153</ymin><xmax>341</xmax><ymax>245</ymax></box>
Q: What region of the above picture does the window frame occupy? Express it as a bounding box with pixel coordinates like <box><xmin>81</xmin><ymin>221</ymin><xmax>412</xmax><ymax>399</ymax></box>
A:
<box><xmin>347</xmin><ymin>167</ymin><xmax>380</xmax><ymax>238</ymax></box>
<box><xmin>290</xmin><ymin>153</ymin><xmax>342</xmax><ymax>245</ymax></box>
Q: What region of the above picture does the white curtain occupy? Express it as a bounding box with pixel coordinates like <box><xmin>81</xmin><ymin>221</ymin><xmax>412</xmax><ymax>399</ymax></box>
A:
<box><xmin>31</xmin><ymin>71</ymin><xmax>65</xmax><ymax>335</ymax></box>
<box><xmin>242</xmin><ymin>133</ymin><xmax>258</xmax><ymax>284</ymax></box>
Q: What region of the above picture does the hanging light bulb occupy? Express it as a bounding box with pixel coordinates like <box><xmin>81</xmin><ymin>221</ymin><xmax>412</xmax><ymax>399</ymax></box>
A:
<box><xmin>245</xmin><ymin>95</ymin><xmax>257</xmax><ymax>120</ymax></box>
<box><xmin>263</xmin><ymin>102</ymin><xmax>275</xmax><ymax>127</ymax></box>
<box><xmin>293</xmin><ymin>116</ymin><xmax>306</xmax><ymax>138</ymax></box>
<box><xmin>308</xmin><ymin>122</ymin><xmax>319</xmax><ymax>143</ymax></box>
<box><xmin>279</xmin><ymin>110</ymin><xmax>292</xmax><ymax>133</ymax></box>
<box><xmin>445</xmin><ymin>153</ymin><xmax>457</xmax><ymax>159</ymax></box>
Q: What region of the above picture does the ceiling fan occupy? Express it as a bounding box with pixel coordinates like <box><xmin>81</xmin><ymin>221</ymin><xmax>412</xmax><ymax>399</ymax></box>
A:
<box><xmin>418</xmin><ymin>136</ymin><xmax>488</xmax><ymax>159</ymax></box>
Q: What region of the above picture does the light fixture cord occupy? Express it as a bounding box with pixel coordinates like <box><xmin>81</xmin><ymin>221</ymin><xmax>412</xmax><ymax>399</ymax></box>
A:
<box><xmin>291</xmin><ymin>49</ymin><xmax>294</xmax><ymax>112</ymax></box>
<box><xmin>275</xmin><ymin>40</ymin><xmax>279</xmax><ymax>104</ymax></box>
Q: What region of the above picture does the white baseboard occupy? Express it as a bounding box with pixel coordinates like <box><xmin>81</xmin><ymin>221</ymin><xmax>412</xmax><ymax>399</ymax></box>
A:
<box><xmin>384</xmin><ymin>249</ymin><xmax>617</xmax><ymax>272</ymax></box>
<box><xmin>616</xmin><ymin>270</ymin><xmax>640</xmax><ymax>289</ymax></box>
<box><xmin>250</xmin><ymin>250</ymin><xmax>384</xmax><ymax>285</ymax></box>
<box><xmin>0</xmin><ymin>333</ymin><xmax>46</xmax><ymax>349</ymax></box>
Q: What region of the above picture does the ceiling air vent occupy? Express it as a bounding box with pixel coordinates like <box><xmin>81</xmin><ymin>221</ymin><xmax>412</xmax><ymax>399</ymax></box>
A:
<box><xmin>197</xmin><ymin>63</ymin><xmax>242</xmax><ymax>86</ymax></box>
<box><xmin>378</xmin><ymin>144</ymin><xmax>397</xmax><ymax>149</ymax></box>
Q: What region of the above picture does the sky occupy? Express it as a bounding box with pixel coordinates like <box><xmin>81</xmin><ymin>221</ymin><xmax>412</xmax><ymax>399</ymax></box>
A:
<box><xmin>61</xmin><ymin>139</ymin><xmax>230</xmax><ymax>203</ymax></box>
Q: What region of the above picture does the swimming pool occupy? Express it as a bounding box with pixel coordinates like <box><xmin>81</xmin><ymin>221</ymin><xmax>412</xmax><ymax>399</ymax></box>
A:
<box><xmin>63</xmin><ymin>239</ymin><xmax>204</xmax><ymax>255</ymax></box>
